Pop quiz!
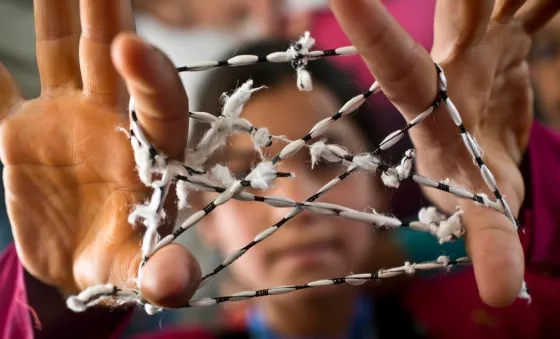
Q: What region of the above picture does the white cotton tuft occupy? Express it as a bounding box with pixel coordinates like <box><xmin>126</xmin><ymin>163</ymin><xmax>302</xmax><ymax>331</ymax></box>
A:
<box><xmin>131</xmin><ymin>137</ymin><xmax>153</xmax><ymax>185</ymax></box>
<box><xmin>352</xmin><ymin>154</ymin><xmax>380</xmax><ymax>172</ymax></box>
<box><xmin>287</xmin><ymin>31</ymin><xmax>315</xmax><ymax>59</ymax></box>
<box><xmin>145</xmin><ymin>303</ymin><xmax>163</xmax><ymax>315</ymax></box>
<box><xmin>221</xmin><ymin>80</ymin><xmax>265</xmax><ymax>118</ymax></box>
<box><xmin>324</xmin><ymin>143</ymin><xmax>348</xmax><ymax>164</ymax></box>
<box><xmin>116</xmin><ymin>126</ymin><xmax>131</xmax><ymax>138</ymax></box>
<box><xmin>176</xmin><ymin>180</ymin><xmax>191</xmax><ymax>209</ymax></box>
<box><xmin>381</xmin><ymin>150</ymin><xmax>414</xmax><ymax>188</ymax></box>
<box><xmin>287</xmin><ymin>31</ymin><xmax>316</xmax><ymax>92</ymax></box>
<box><xmin>381</xmin><ymin>172</ymin><xmax>400</xmax><ymax>188</ymax></box>
<box><xmin>251</xmin><ymin>127</ymin><xmax>272</xmax><ymax>149</ymax></box>
<box><xmin>432</xmin><ymin>208</ymin><xmax>465</xmax><ymax>244</ymax></box>
<box><xmin>212</xmin><ymin>164</ymin><xmax>235</xmax><ymax>187</ymax></box>
<box><xmin>245</xmin><ymin>162</ymin><xmax>280</xmax><ymax>190</ymax></box>
<box><xmin>418</xmin><ymin>206</ymin><xmax>446</xmax><ymax>225</ymax></box>
<box><xmin>297</xmin><ymin>68</ymin><xmax>313</xmax><ymax>91</ymax></box>
<box><xmin>128</xmin><ymin>204</ymin><xmax>161</xmax><ymax>228</ymax></box>
<box><xmin>518</xmin><ymin>281</ymin><xmax>531</xmax><ymax>304</ymax></box>
<box><xmin>309</xmin><ymin>141</ymin><xmax>327</xmax><ymax>168</ymax></box>
<box><xmin>66</xmin><ymin>296</ymin><xmax>87</xmax><ymax>312</ymax></box>
<box><xmin>404</xmin><ymin>262</ymin><xmax>416</xmax><ymax>274</ymax></box>
<box><xmin>396</xmin><ymin>149</ymin><xmax>414</xmax><ymax>179</ymax></box>
<box><xmin>194</xmin><ymin>117</ymin><xmax>232</xmax><ymax>155</ymax></box>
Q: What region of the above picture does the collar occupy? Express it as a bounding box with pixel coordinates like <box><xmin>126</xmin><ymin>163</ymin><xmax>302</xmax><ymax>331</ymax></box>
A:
<box><xmin>246</xmin><ymin>296</ymin><xmax>377</xmax><ymax>339</ymax></box>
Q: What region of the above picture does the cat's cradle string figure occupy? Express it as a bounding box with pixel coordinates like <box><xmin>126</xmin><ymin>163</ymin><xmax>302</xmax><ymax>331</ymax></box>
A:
<box><xmin>65</xmin><ymin>31</ymin><xmax>529</xmax><ymax>315</ymax></box>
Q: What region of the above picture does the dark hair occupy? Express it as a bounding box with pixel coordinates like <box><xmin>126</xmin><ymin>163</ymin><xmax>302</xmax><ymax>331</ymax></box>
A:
<box><xmin>190</xmin><ymin>39</ymin><xmax>382</xmax><ymax>151</ymax></box>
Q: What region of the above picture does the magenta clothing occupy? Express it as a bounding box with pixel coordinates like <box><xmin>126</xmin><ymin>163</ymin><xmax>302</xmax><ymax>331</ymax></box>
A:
<box><xmin>0</xmin><ymin>244</ymin><xmax>32</xmax><ymax>339</ymax></box>
<box><xmin>2</xmin><ymin>121</ymin><xmax>560</xmax><ymax>339</ymax></box>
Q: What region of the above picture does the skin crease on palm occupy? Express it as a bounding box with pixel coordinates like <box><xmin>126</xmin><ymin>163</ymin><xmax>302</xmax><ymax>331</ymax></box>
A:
<box><xmin>0</xmin><ymin>0</ymin><xmax>558</xmax><ymax>313</ymax></box>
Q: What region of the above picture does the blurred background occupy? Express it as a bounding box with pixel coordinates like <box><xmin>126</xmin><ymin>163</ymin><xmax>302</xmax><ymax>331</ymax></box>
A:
<box><xmin>0</xmin><ymin>0</ymin><xmax>558</xmax><ymax>337</ymax></box>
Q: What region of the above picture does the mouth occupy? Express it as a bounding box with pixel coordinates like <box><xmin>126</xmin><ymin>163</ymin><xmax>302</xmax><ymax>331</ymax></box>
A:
<box><xmin>271</xmin><ymin>239</ymin><xmax>342</xmax><ymax>267</ymax></box>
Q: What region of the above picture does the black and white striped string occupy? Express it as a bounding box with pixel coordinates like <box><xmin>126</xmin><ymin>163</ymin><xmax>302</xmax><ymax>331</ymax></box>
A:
<box><xmin>434</xmin><ymin>66</ymin><xmax>518</xmax><ymax>227</ymax></box>
<box><xmin>66</xmin><ymin>32</ymin><xmax>527</xmax><ymax>314</ymax></box>
<box><xmin>147</xmin><ymin>80</ymin><xmax>381</xmax><ymax>267</ymax></box>
<box><xmin>67</xmin><ymin>256</ymin><xmax>469</xmax><ymax>311</ymax></box>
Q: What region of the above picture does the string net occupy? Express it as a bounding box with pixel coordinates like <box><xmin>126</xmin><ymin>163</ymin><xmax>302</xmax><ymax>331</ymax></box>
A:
<box><xmin>66</xmin><ymin>32</ymin><xmax>530</xmax><ymax>315</ymax></box>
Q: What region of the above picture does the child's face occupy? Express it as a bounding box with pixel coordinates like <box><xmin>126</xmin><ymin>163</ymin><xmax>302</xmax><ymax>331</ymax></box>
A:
<box><xmin>198</xmin><ymin>81</ymin><xmax>386</xmax><ymax>297</ymax></box>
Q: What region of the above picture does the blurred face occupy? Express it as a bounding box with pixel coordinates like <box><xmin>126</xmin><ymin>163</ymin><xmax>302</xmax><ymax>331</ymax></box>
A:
<box><xmin>530</xmin><ymin>13</ymin><xmax>560</xmax><ymax>129</ymax></box>
<box><xmin>198</xmin><ymin>81</ymin><xmax>387</xmax><ymax>297</ymax></box>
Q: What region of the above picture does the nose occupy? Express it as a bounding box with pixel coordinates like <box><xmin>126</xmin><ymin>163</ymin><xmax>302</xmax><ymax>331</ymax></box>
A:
<box><xmin>263</xmin><ymin>160</ymin><xmax>329</xmax><ymax>226</ymax></box>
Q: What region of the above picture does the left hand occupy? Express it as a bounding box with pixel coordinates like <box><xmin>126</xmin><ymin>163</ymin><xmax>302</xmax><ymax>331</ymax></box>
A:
<box><xmin>330</xmin><ymin>0</ymin><xmax>559</xmax><ymax>307</ymax></box>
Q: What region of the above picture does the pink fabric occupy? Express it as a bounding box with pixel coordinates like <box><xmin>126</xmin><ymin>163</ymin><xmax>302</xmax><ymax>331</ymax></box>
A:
<box><xmin>405</xmin><ymin>268</ymin><xmax>560</xmax><ymax>338</ymax></box>
<box><xmin>526</xmin><ymin>123</ymin><xmax>560</xmax><ymax>266</ymax></box>
<box><xmin>0</xmin><ymin>244</ymin><xmax>32</xmax><ymax>339</ymax></box>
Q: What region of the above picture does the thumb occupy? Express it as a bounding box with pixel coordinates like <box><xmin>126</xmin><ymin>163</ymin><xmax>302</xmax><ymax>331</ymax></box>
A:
<box><xmin>138</xmin><ymin>243</ymin><xmax>201</xmax><ymax>308</ymax></box>
<box><xmin>79</xmin><ymin>236</ymin><xmax>201</xmax><ymax>309</ymax></box>
<box><xmin>463</xmin><ymin>203</ymin><xmax>524</xmax><ymax>307</ymax></box>
<box><xmin>0</xmin><ymin>62</ymin><xmax>23</xmax><ymax>121</ymax></box>
<box><xmin>111</xmin><ymin>33</ymin><xmax>189</xmax><ymax>159</ymax></box>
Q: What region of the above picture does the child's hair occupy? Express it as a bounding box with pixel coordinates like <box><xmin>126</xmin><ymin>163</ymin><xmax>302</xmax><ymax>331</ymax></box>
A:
<box><xmin>190</xmin><ymin>39</ymin><xmax>383</xmax><ymax>152</ymax></box>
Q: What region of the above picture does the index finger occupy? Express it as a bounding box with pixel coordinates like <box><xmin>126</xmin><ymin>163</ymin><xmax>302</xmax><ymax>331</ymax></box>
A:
<box><xmin>462</xmin><ymin>202</ymin><xmax>525</xmax><ymax>307</ymax></box>
<box><xmin>111</xmin><ymin>33</ymin><xmax>190</xmax><ymax>158</ymax></box>
<box><xmin>34</xmin><ymin>0</ymin><xmax>81</xmax><ymax>92</ymax></box>
<box><xmin>329</xmin><ymin>0</ymin><xmax>437</xmax><ymax>119</ymax></box>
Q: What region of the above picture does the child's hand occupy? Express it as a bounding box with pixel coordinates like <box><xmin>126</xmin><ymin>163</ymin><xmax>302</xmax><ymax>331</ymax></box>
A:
<box><xmin>330</xmin><ymin>0</ymin><xmax>558</xmax><ymax>307</ymax></box>
<box><xmin>0</xmin><ymin>0</ymin><xmax>200</xmax><ymax>308</ymax></box>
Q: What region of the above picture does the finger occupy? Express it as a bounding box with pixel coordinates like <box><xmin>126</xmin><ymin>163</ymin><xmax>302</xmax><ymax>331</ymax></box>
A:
<box><xmin>111</xmin><ymin>33</ymin><xmax>190</xmax><ymax>158</ymax></box>
<box><xmin>516</xmin><ymin>0</ymin><xmax>560</xmax><ymax>33</ymax></box>
<box><xmin>433</xmin><ymin>0</ymin><xmax>495</xmax><ymax>58</ymax></box>
<box><xmin>0</xmin><ymin>62</ymin><xmax>23</xmax><ymax>121</ymax></box>
<box><xmin>463</xmin><ymin>203</ymin><xmax>524</xmax><ymax>307</ymax></box>
<box><xmin>493</xmin><ymin>0</ymin><xmax>526</xmax><ymax>23</ymax></box>
<box><xmin>329</xmin><ymin>0</ymin><xmax>437</xmax><ymax>119</ymax></box>
<box><xmin>92</xmin><ymin>236</ymin><xmax>200</xmax><ymax>309</ymax></box>
<box><xmin>34</xmin><ymin>0</ymin><xmax>81</xmax><ymax>92</ymax></box>
<box><xmin>139</xmin><ymin>243</ymin><xmax>201</xmax><ymax>308</ymax></box>
<box><xmin>80</xmin><ymin>0</ymin><xmax>135</xmax><ymax>108</ymax></box>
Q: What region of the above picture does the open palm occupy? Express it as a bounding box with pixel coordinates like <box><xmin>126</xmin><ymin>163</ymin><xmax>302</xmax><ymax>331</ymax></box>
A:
<box><xmin>331</xmin><ymin>0</ymin><xmax>559</xmax><ymax>307</ymax></box>
<box><xmin>0</xmin><ymin>0</ymin><xmax>198</xmax><ymax>308</ymax></box>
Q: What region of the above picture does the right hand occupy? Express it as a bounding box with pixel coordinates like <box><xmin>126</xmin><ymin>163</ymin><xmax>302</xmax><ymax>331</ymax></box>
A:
<box><xmin>0</xmin><ymin>0</ymin><xmax>200</xmax><ymax>308</ymax></box>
